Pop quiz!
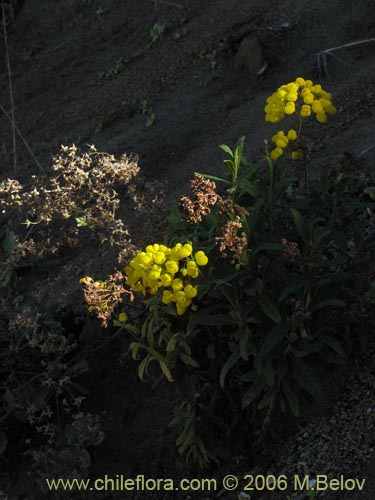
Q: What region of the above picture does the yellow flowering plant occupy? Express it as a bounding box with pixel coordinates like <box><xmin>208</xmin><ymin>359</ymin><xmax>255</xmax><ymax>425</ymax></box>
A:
<box><xmin>265</xmin><ymin>77</ymin><xmax>336</xmax><ymax>161</ymax></box>
<box><xmin>81</xmin><ymin>79</ymin><xmax>375</xmax><ymax>468</ymax></box>
<box><xmin>124</xmin><ymin>242</ymin><xmax>208</xmax><ymax>316</ymax></box>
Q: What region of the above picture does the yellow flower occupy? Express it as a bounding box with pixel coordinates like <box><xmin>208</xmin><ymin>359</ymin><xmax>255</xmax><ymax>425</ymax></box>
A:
<box><xmin>165</xmin><ymin>259</ymin><xmax>179</xmax><ymax>274</ymax></box>
<box><xmin>172</xmin><ymin>278</ymin><xmax>184</xmax><ymax>292</ymax></box>
<box><xmin>316</xmin><ymin>113</ymin><xmax>327</xmax><ymax>123</ymax></box>
<box><xmin>184</xmin><ymin>284</ymin><xmax>198</xmax><ymax>298</ymax></box>
<box><xmin>162</xmin><ymin>290</ymin><xmax>173</xmax><ymax>304</ymax></box>
<box><xmin>276</xmin><ymin>137</ymin><xmax>288</xmax><ymax>148</ymax></box>
<box><xmin>284</xmin><ymin>102</ymin><xmax>295</xmax><ymax>115</ymax></box>
<box><xmin>287</xmin><ymin>129</ymin><xmax>297</xmax><ymax>141</ymax></box>
<box><xmin>300</xmin><ymin>104</ymin><xmax>311</xmax><ymax>117</ymax></box>
<box><xmin>160</xmin><ymin>273</ymin><xmax>172</xmax><ymax>287</ymax></box>
<box><xmin>303</xmin><ymin>93</ymin><xmax>314</xmax><ymax>104</ymax></box>
<box><xmin>118</xmin><ymin>312</ymin><xmax>128</xmax><ymax>323</ymax></box>
<box><xmin>195</xmin><ymin>251</ymin><xmax>208</xmax><ymax>266</ymax></box>
<box><xmin>154</xmin><ymin>251</ymin><xmax>166</xmax><ymax>265</ymax></box>
<box><xmin>312</xmin><ymin>100</ymin><xmax>324</xmax><ymax>114</ymax></box>
<box><xmin>270</xmin><ymin>147</ymin><xmax>283</xmax><ymax>160</ymax></box>
<box><xmin>292</xmin><ymin>150</ymin><xmax>304</xmax><ymax>160</ymax></box>
<box><xmin>295</xmin><ymin>77</ymin><xmax>305</xmax><ymax>87</ymax></box>
<box><xmin>186</xmin><ymin>263</ymin><xmax>199</xmax><ymax>278</ymax></box>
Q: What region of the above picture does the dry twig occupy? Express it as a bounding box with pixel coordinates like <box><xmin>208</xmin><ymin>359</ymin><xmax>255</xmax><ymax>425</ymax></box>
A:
<box><xmin>317</xmin><ymin>38</ymin><xmax>375</xmax><ymax>77</ymax></box>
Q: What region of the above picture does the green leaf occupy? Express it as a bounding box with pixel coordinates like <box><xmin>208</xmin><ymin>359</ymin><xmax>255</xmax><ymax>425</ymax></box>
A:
<box><xmin>262</xmin><ymin>359</ymin><xmax>275</xmax><ymax>386</ymax></box>
<box><xmin>242</xmin><ymin>378</ymin><xmax>266</xmax><ymax>408</ymax></box>
<box><xmin>240</xmin><ymin>369</ymin><xmax>257</xmax><ymax>382</ymax></box>
<box><xmin>220</xmin><ymin>350</ymin><xmax>240</xmax><ymax>388</ymax></box>
<box><xmin>283</xmin><ymin>382</ymin><xmax>300</xmax><ymax>416</ymax></box>
<box><xmin>200</xmin><ymin>173</ymin><xmax>231</xmax><ymax>185</ymax></box>
<box><xmin>66</xmin><ymin>360</ymin><xmax>89</xmax><ymax>375</ymax></box>
<box><xmin>219</xmin><ymin>144</ymin><xmax>234</xmax><ymax>157</ymax></box>
<box><xmin>75</xmin><ymin>217</ymin><xmax>88</xmax><ymax>227</ymax></box>
<box><xmin>187</xmin><ymin>307</ymin><xmax>235</xmax><ymax>334</ymax></box>
<box><xmin>290</xmin><ymin>208</ymin><xmax>309</xmax><ymax>246</ymax></box>
<box><xmin>147</xmin><ymin>318</ymin><xmax>155</xmax><ymax>348</ymax></box>
<box><xmin>322</xmin><ymin>336</ymin><xmax>346</xmax><ymax>359</ymax></box>
<box><xmin>278</xmin><ymin>356</ymin><xmax>288</xmax><ymax>381</ymax></box>
<box><xmin>238</xmin><ymin>178</ymin><xmax>260</xmax><ymax>197</ymax></box>
<box><xmin>278</xmin><ymin>278</ymin><xmax>304</xmax><ymax>302</ymax></box>
<box><xmin>138</xmin><ymin>355</ymin><xmax>151</xmax><ymax>381</ymax></box>
<box><xmin>259</xmin><ymin>325</ymin><xmax>287</xmax><ymax>357</ymax></box>
<box><xmin>213</xmin><ymin>269</ymin><xmax>242</xmax><ymax>285</ymax></box>
<box><xmin>160</xmin><ymin>361</ymin><xmax>173</xmax><ymax>382</ymax></box>
<box><xmin>247</xmin><ymin>199</ymin><xmax>264</xmax><ymax>234</ymax></box>
<box><xmin>310</xmin><ymin>299</ymin><xmax>347</xmax><ymax>312</ymax></box>
<box><xmin>252</xmin><ymin>242</ymin><xmax>283</xmax><ymax>256</ymax></box>
<box><xmin>239</xmin><ymin>328</ymin><xmax>250</xmax><ymax>361</ymax></box>
<box><xmin>130</xmin><ymin>341</ymin><xmax>142</xmax><ymax>360</ymax></box>
<box><xmin>292</xmin><ymin>360</ymin><xmax>324</xmax><ymax>401</ymax></box>
<box><xmin>179</xmin><ymin>352</ymin><xmax>199</xmax><ymax>368</ymax></box>
<box><xmin>259</xmin><ymin>295</ymin><xmax>282</xmax><ymax>324</ymax></box>
<box><xmin>3</xmin><ymin>230</ymin><xmax>15</xmax><ymax>254</ymax></box>
<box><xmin>257</xmin><ymin>389</ymin><xmax>273</xmax><ymax>410</ymax></box>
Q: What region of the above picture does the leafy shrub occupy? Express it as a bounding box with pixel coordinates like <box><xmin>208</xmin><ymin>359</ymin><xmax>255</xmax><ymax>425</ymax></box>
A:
<box><xmin>82</xmin><ymin>78</ymin><xmax>375</xmax><ymax>467</ymax></box>
<box><xmin>0</xmin><ymin>145</ymin><xmax>141</xmax><ymax>464</ymax></box>
<box><xmin>0</xmin><ymin>299</ymin><xmax>94</xmax><ymax>455</ymax></box>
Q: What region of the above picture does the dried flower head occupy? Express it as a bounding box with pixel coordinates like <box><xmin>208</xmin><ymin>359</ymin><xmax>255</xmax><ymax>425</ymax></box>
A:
<box><xmin>215</xmin><ymin>216</ymin><xmax>248</xmax><ymax>264</ymax></box>
<box><xmin>180</xmin><ymin>173</ymin><xmax>221</xmax><ymax>223</ymax></box>
<box><xmin>80</xmin><ymin>271</ymin><xmax>133</xmax><ymax>327</ymax></box>
<box><xmin>0</xmin><ymin>145</ymin><xmax>140</xmax><ymax>259</ymax></box>
<box><xmin>281</xmin><ymin>238</ymin><xmax>301</xmax><ymax>262</ymax></box>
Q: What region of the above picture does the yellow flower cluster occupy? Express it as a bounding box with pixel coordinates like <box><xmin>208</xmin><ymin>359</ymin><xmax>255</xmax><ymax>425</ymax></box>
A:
<box><xmin>265</xmin><ymin>77</ymin><xmax>336</xmax><ymax>124</ymax></box>
<box><xmin>270</xmin><ymin>129</ymin><xmax>299</xmax><ymax>160</ymax></box>
<box><xmin>125</xmin><ymin>243</ymin><xmax>208</xmax><ymax>315</ymax></box>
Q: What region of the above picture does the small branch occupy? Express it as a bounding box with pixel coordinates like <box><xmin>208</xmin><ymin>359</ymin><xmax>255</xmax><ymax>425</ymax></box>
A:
<box><xmin>2</xmin><ymin>2</ymin><xmax>17</xmax><ymax>175</ymax></box>
<box><xmin>317</xmin><ymin>38</ymin><xmax>375</xmax><ymax>77</ymax></box>
<box><xmin>0</xmin><ymin>102</ymin><xmax>46</xmax><ymax>176</ymax></box>
<box><xmin>357</xmin><ymin>144</ymin><xmax>375</xmax><ymax>159</ymax></box>
<box><xmin>150</xmin><ymin>0</ymin><xmax>184</xmax><ymax>7</ymax></box>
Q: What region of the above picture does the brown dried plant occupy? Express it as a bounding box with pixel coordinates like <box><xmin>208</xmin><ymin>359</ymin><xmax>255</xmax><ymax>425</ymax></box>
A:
<box><xmin>80</xmin><ymin>271</ymin><xmax>133</xmax><ymax>327</ymax></box>
<box><xmin>0</xmin><ymin>145</ymin><xmax>140</xmax><ymax>259</ymax></box>
<box><xmin>180</xmin><ymin>173</ymin><xmax>221</xmax><ymax>223</ymax></box>
<box><xmin>215</xmin><ymin>215</ymin><xmax>248</xmax><ymax>264</ymax></box>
